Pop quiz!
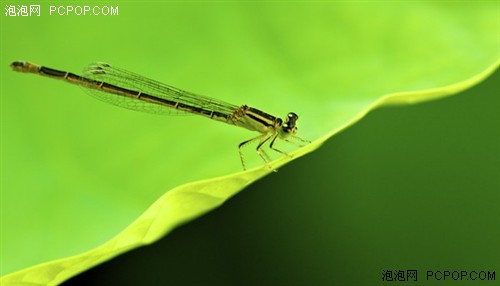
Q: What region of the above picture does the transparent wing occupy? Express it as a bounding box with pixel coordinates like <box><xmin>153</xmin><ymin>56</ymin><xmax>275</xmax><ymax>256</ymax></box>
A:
<box><xmin>80</xmin><ymin>62</ymin><xmax>239</xmax><ymax>116</ymax></box>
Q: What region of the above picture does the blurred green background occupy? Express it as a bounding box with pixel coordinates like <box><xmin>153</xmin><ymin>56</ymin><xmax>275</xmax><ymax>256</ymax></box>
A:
<box><xmin>1</xmin><ymin>0</ymin><xmax>498</xmax><ymax>282</ymax></box>
<box><xmin>65</xmin><ymin>65</ymin><xmax>500</xmax><ymax>286</ymax></box>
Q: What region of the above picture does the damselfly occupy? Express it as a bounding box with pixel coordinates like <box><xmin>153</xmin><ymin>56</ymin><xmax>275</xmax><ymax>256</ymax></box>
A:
<box><xmin>10</xmin><ymin>61</ymin><xmax>309</xmax><ymax>170</ymax></box>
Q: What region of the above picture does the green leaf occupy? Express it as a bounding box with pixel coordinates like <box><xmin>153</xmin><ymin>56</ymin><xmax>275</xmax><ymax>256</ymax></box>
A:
<box><xmin>1</xmin><ymin>2</ymin><xmax>498</xmax><ymax>284</ymax></box>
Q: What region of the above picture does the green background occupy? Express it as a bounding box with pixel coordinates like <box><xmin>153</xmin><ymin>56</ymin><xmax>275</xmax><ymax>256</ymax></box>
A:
<box><xmin>1</xmin><ymin>0</ymin><xmax>498</xmax><ymax>284</ymax></box>
<box><xmin>65</xmin><ymin>64</ymin><xmax>500</xmax><ymax>286</ymax></box>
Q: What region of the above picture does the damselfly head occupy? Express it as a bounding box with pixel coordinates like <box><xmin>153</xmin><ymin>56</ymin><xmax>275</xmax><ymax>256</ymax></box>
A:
<box><xmin>282</xmin><ymin>112</ymin><xmax>299</xmax><ymax>134</ymax></box>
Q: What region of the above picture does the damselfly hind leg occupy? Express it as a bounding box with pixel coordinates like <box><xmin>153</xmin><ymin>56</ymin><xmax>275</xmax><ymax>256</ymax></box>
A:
<box><xmin>238</xmin><ymin>133</ymin><xmax>277</xmax><ymax>171</ymax></box>
<box><xmin>238</xmin><ymin>134</ymin><xmax>263</xmax><ymax>170</ymax></box>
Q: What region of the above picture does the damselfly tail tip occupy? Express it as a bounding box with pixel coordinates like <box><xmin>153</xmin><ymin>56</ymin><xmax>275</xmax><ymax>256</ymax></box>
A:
<box><xmin>10</xmin><ymin>61</ymin><xmax>39</xmax><ymax>73</ymax></box>
<box><xmin>10</xmin><ymin>61</ymin><xmax>25</xmax><ymax>70</ymax></box>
